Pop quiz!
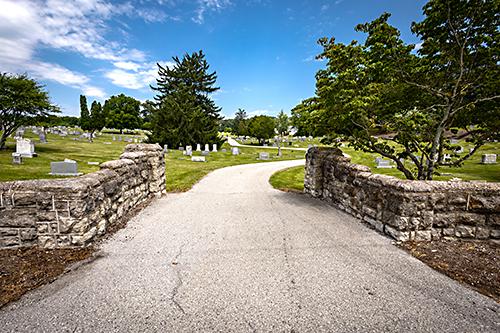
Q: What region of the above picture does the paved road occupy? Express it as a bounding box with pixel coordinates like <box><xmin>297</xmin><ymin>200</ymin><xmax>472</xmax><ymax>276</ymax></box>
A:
<box><xmin>1</xmin><ymin>160</ymin><xmax>499</xmax><ymax>332</ymax></box>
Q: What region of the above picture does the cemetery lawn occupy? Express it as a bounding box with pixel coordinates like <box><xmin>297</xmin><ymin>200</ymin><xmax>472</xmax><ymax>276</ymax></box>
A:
<box><xmin>269</xmin><ymin>165</ymin><xmax>305</xmax><ymax>194</ymax></box>
<box><xmin>0</xmin><ymin>132</ymin><xmax>130</xmax><ymax>182</ymax></box>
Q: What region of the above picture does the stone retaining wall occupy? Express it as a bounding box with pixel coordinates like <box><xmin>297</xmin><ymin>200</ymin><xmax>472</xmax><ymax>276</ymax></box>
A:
<box><xmin>0</xmin><ymin>144</ymin><xmax>166</xmax><ymax>249</ymax></box>
<box><xmin>304</xmin><ymin>147</ymin><xmax>500</xmax><ymax>244</ymax></box>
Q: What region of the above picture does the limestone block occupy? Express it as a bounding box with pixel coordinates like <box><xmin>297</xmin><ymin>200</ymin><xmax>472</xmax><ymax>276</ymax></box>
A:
<box><xmin>457</xmin><ymin>213</ymin><xmax>486</xmax><ymax>226</ymax></box>
<box><xmin>0</xmin><ymin>209</ymin><xmax>37</xmax><ymax>228</ymax></box>
<box><xmin>2</xmin><ymin>236</ymin><xmax>20</xmax><ymax>247</ymax></box>
<box><xmin>385</xmin><ymin>225</ymin><xmax>410</xmax><ymax>241</ymax></box>
<box><xmin>12</xmin><ymin>192</ymin><xmax>37</xmax><ymax>206</ymax></box>
<box><xmin>37</xmin><ymin>223</ymin><xmax>49</xmax><ymax>234</ymax></box>
<box><xmin>431</xmin><ymin>228</ymin><xmax>441</xmax><ymax>240</ymax></box>
<box><xmin>69</xmin><ymin>200</ymin><xmax>88</xmax><ymax>218</ymax></box>
<box><xmin>0</xmin><ymin>228</ymin><xmax>19</xmax><ymax>237</ymax></box>
<box><xmin>39</xmin><ymin>235</ymin><xmax>55</xmax><ymax>248</ymax></box>
<box><xmin>476</xmin><ymin>227</ymin><xmax>490</xmax><ymax>240</ymax></box>
<box><xmin>443</xmin><ymin>228</ymin><xmax>455</xmax><ymax>237</ymax></box>
<box><xmin>20</xmin><ymin>229</ymin><xmax>36</xmax><ymax>241</ymax></box>
<box><xmin>455</xmin><ymin>225</ymin><xmax>475</xmax><ymax>238</ymax></box>
<box><xmin>433</xmin><ymin>213</ymin><xmax>456</xmax><ymax>228</ymax></box>
<box><xmin>414</xmin><ymin>230</ymin><xmax>432</xmax><ymax>241</ymax></box>
<box><xmin>383</xmin><ymin>211</ymin><xmax>408</xmax><ymax>230</ymax></box>
<box><xmin>488</xmin><ymin>214</ymin><xmax>500</xmax><ymax>226</ymax></box>
<box><xmin>363</xmin><ymin>216</ymin><xmax>384</xmax><ymax>232</ymax></box>
<box><xmin>490</xmin><ymin>229</ymin><xmax>500</xmax><ymax>238</ymax></box>
<box><xmin>57</xmin><ymin>235</ymin><xmax>71</xmax><ymax>247</ymax></box>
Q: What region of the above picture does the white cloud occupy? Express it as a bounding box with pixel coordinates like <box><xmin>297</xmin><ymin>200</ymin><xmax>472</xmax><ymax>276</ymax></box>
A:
<box><xmin>244</xmin><ymin>87</ymin><xmax>251</xmax><ymax>91</ymax></box>
<box><xmin>321</xmin><ymin>5</ymin><xmax>328</xmax><ymax>11</ymax></box>
<box><xmin>192</xmin><ymin>0</ymin><xmax>232</xmax><ymax>24</ymax></box>
<box><xmin>248</xmin><ymin>110</ymin><xmax>268</xmax><ymax>115</ymax></box>
<box><xmin>413</xmin><ymin>42</ymin><xmax>423</xmax><ymax>51</ymax></box>
<box><xmin>105</xmin><ymin>61</ymin><xmax>175</xmax><ymax>90</ymax></box>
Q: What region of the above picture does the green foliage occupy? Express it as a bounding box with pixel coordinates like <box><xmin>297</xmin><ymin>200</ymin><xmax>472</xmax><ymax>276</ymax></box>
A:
<box><xmin>233</xmin><ymin>108</ymin><xmax>249</xmax><ymax>136</ymax></box>
<box><xmin>80</xmin><ymin>95</ymin><xmax>107</xmax><ymax>142</ymax></box>
<box><xmin>248</xmin><ymin>115</ymin><xmax>275</xmax><ymax>145</ymax></box>
<box><xmin>0</xmin><ymin>72</ymin><xmax>59</xmax><ymax>149</ymax></box>
<box><xmin>275</xmin><ymin>109</ymin><xmax>290</xmax><ymax>137</ymax></box>
<box><xmin>104</xmin><ymin>94</ymin><xmax>142</xmax><ymax>133</ymax></box>
<box><xmin>150</xmin><ymin>50</ymin><xmax>223</xmax><ymax>148</ymax></box>
<box><xmin>303</xmin><ymin>0</ymin><xmax>500</xmax><ymax>180</ymax></box>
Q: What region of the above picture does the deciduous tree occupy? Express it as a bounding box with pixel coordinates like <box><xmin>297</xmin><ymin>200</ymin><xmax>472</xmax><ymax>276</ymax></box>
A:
<box><xmin>248</xmin><ymin>115</ymin><xmax>275</xmax><ymax>145</ymax></box>
<box><xmin>104</xmin><ymin>94</ymin><xmax>142</xmax><ymax>133</ymax></box>
<box><xmin>0</xmin><ymin>72</ymin><xmax>59</xmax><ymax>149</ymax></box>
<box><xmin>307</xmin><ymin>0</ymin><xmax>500</xmax><ymax>180</ymax></box>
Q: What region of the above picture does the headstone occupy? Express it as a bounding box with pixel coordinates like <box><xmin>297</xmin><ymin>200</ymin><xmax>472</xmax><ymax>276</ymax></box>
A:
<box><xmin>179</xmin><ymin>147</ymin><xmax>185</xmax><ymax>151</ymax></box>
<box><xmin>49</xmin><ymin>159</ymin><xmax>82</xmax><ymax>176</ymax></box>
<box><xmin>113</xmin><ymin>136</ymin><xmax>116</xmax><ymax>141</ymax></box>
<box><xmin>481</xmin><ymin>154</ymin><xmax>497</xmax><ymax>164</ymax></box>
<box><xmin>212</xmin><ymin>144</ymin><xmax>217</xmax><ymax>152</ymax></box>
<box><xmin>376</xmin><ymin>160</ymin><xmax>392</xmax><ymax>168</ymax></box>
<box><xmin>443</xmin><ymin>154</ymin><xmax>451</xmax><ymax>161</ymax></box>
<box><xmin>313</xmin><ymin>144</ymin><xmax>317</xmax><ymax>147</ymax></box>
<box><xmin>340</xmin><ymin>143</ymin><xmax>345</xmax><ymax>148</ymax></box>
<box><xmin>125</xmin><ymin>136</ymin><xmax>130</xmax><ymax>142</ymax></box>
<box><xmin>164</xmin><ymin>144</ymin><xmax>169</xmax><ymax>153</ymax></box>
<box><xmin>185</xmin><ymin>146</ymin><xmax>193</xmax><ymax>156</ymax></box>
<box><xmin>134</xmin><ymin>138</ymin><xmax>137</xmax><ymax>143</ymax></box>
<box><xmin>88</xmin><ymin>162</ymin><xmax>100</xmax><ymax>165</ymax></box>
<box><xmin>14</xmin><ymin>138</ymin><xmax>37</xmax><ymax>157</ymax></box>
<box><xmin>273</xmin><ymin>142</ymin><xmax>278</xmax><ymax>147</ymax></box>
<box><xmin>39</xmin><ymin>131</ymin><xmax>48</xmax><ymax>143</ymax></box>
<box><xmin>12</xmin><ymin>153</ymin><xmax>22</xmax><ymax>164</ymax></box>
<box><xmin>454</xmin><ymin>146</ymin><xmax>464</xmax><ymax>154</ymax></box>
<box><xmin>118</xmin><ymin>135</ymin><xmax>122</xmax><ymax>141</ymax></box>
<box><xmin>259</xmin><ymin>152</ymin><xmax>269</xmax><ymax>160</ymax></box>
<box><xmin>374</xmin><ymin>157</ymin><xmax>383</xmax><ymax>163</ymax></box>
<box><xmin>201</xmin><ymin>150</ymin><xmax>209</xmax><ymax>156</ymax></box>
<box><xmin>15</xmin><ymin>129</ymin><xmax>24</xmax><ymax>137</ymax></box>
<box><xmin>231</xmin><ymin>147</ymin><xmax>239</xmax><ymax>155</ymax></box>
<box><xmin>196</xmin><ymin>144</ymin><xmax>201</xmax><ymax>151</ymax></box>
<box><xmin>205</xmin><ymin>144</ymin><xmax>209</xmax><ymax>151</ymax></box>
<box><xmin>221</xmin><ymin>149</ymin><xmax>227</xmax><ymax>152</ymax></box>
<box><xmin>450</xmin><ymin>139</ymin><xmax>459</xmax><ymax>144</ymax></box>
<box><xmin>191</xmin><ymin>156</ymin><xmax>206</xmax><ymax>162</ymax></box>
<box><xmin>263</xmin><ymin>144</ymin><xmax>268</xmax><ymax>147</ymax></box>
<box><xmin>278</xmin><ymin>147</ymin><xmax>282</xmax><ymax>156</ymax></box>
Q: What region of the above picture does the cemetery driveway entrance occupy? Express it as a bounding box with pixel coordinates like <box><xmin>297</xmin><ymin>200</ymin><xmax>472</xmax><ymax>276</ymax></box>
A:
<box><xmin>1</xmin><ymin>160</ymin><xmax>499</xmax><ymax>332</ymax></box>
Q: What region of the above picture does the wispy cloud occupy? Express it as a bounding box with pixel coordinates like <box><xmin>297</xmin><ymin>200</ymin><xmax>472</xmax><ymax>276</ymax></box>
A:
<box><xmin>248</xmin><ymin>110</ymin><xmax>268</xmax><ymax>115</ymax></box>
<box><xmin>192</xmin><ymin>0</ymin><xmax>232</xmax><ymax>24</ymax></box>
<box><xmin>321</xmin><ymin>5</ymin><xmax>328</xmax><ymax>12</ymax></box>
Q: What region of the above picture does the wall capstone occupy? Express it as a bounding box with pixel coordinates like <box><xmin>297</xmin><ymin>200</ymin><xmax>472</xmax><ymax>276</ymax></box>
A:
<box><xmin>0</xmin><ymin>144</ymin><xmax>166</xmax><ymax>249</ymax></box>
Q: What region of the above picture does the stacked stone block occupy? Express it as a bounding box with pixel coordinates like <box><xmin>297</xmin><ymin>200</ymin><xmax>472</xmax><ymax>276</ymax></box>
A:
<box><xmin>0</xmin><ymin>144</ymin><xmax>166</xmax><ymax>249</ymax></box>
<box><xmin>304</xmin><ymin>147</ymin><xmax>500</xmax><ymax>244</ymax></box>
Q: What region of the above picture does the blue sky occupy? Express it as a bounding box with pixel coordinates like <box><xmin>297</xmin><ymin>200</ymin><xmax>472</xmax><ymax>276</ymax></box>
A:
<box><xmin>1</xmin><ymin>0</ymin><xmax>427</xmax><ymax>119</ymax></box>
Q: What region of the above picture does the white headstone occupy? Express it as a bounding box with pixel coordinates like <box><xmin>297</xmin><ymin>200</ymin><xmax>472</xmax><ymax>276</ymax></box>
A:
<box><xmin>450</xmin><ymin>139</ymin><xmax>459</xmax><ymax>144</ymax></box>
<box><xmin>212</xmin><ymin>144</ymin><xmax>217</xmax><ymax>152</ymax></box>
<box><xmin>259</xmin><ymin>152</ymin><xmax>269</xmax><ymax>160</ymax></box>
<box><xmin>376</xmin><ymin>160</ymin><xmax>392</xmax><ymax>168</ymax></box>
<box><xmin>481</xmin><ymin>154</ymin><xmax>497</xmax><ymax>164</ymax></box>
<box><xmin>454</xmin><ymin>146</ymin><xmax>464</xmax><ymax>154</ymax></box>
<box><xmin>39</xmin><ymin>131</ymin><xmax>48</xmax><ymax>143</ymax></box>
<box><xmin>191</xmin><ymin>156</ymin><xmax>205</xmax><ymax>162</ymax></box>
<box><xmin>278</xmin><ymin>147</ymin><xmax>282</xmax><ymax>156</ymax></box>
<box><xmin>205</xmin><ymin>144</ymin><xmax>209</xmax><ymax>151</ymax></box>
<box><xmin>50</xmin><ymin>160</ymin><xmax>82</xmax><ymax>175</ymax></box>
<box><xmin>185</xmin><ymin>146</ymin><xmax>193</xmax><ymax>156</ymax></box>
<box><xmin>231</xmin><ymin>147</ymin><xmax>239</xmax><ymax>155</ymax></box>
<box><xmin>164</xmin><ymin>144</ymin><xmax>168</xmax><ymax>153</ymax></box>
<box><xmin>201</xmin><ymin>151</ymin><xmax>209</xmax><ymax>156</ymax></box>
<box><xmin>15</xmin><ymin>138</ymin><xmax>37</xmax><ymax>158</ymax></box>
<box><xmin>196</xmin><ymin>144</ymin><xmax>201</xmax><ymax>151</ymax></box>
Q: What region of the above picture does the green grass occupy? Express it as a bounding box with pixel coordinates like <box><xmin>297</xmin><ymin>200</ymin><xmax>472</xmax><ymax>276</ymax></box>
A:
<box><xmin>269</xmin><ymin>138</ymin><xmax>500</xmax><ymax>193</ymax></box>
<box><xmin>0</xmin><ymin>132</ymin><xmax>134</xmax><ymax>181</ymax></box>
<box><xmin>269</xmin><ymin>165</ymin><xmax>305</xmax><ymax>192</ymax></box>
<box><xmin>164</xmin><ymin>143</ymin><xmax>305</xmax><ymax>191</ymax></box>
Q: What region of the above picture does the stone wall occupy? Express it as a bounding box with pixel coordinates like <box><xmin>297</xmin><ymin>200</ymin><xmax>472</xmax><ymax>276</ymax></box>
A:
<box><xmin>0</xmin><ymin>144</ymin><xmax>166</xmax><ymax>249</ymax></box>
<box><xmin>304</xmin><ymin>147</ymin><xmax>500</xmax><ymax>244</ymax></box>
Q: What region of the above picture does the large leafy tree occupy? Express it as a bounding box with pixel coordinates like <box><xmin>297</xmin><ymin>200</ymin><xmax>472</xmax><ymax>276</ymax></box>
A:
<box><xmin>104</xmin><ymin>94</ymin><xmax>142</xmax><ymax>133</ymax></box>
<box><xmin>80</xmin><ymin>95</ymin><xmax>106</xmax><ymax>142</ymax></box>
<box><xmin>150</xmin><ymin>50</ymin><xmax>223</xmax><ymax>148</ymax></box>
<box><xmin>308</xmin><ymin>0</ymin><xmax>500</xmax><ymax>180</ymax></box>
<box><xmin>0</xmin><ymin>72</ymin><xmax>59</xmax><ymax>149</ymax></box>
<box><xmin>248</xmin><ymin>115</ymin><xmax>275</xmax><ymax>145</ymax></box>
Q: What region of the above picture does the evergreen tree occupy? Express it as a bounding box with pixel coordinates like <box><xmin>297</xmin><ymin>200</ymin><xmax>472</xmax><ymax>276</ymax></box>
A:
<box><xmin>80</xmin><ymin>95</ymin><xmax>106</xmax><ymax>142</ymax></box>
<box><xmin>150</xmin><ymin>50</ymin><xmax>223</xmax><ymax>148</ymax></box>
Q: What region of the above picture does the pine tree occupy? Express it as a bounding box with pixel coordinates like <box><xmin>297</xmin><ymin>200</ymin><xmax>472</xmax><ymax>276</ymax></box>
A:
<box><xmin>150</xmin><ymin>50</ymin><xmax>223</xmax><ymax>148</ymax></box>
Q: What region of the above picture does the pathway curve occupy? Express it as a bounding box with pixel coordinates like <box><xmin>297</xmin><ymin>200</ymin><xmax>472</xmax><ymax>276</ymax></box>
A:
<box><xmin>1</xmin><ymin>160</ymin><xmax>499</xmax><ymax>332</ymax></box>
